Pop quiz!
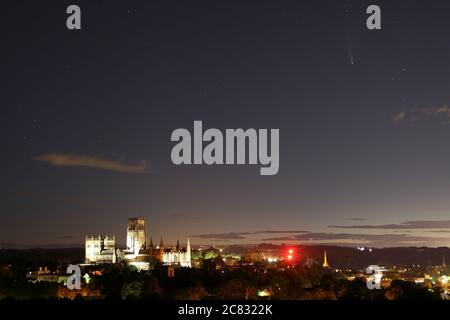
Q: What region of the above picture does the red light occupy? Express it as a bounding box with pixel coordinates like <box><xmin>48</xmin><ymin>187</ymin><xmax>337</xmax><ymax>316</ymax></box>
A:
<box><xmin>284</xmin><ymin>247</ymin><xmax>299</xmax><ymax>263</ymax></box>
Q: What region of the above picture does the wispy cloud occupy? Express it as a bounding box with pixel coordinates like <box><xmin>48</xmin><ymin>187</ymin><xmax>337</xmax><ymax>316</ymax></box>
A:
<box><xmin>191</xmin><ymin>232</ymin><xmax>248</xmax><ymax>240</ymax></box>
<box><xmin>262</xmin><ymin>232</ymin><xmax>450</xmax><ymax>247</ymax></box>
<box><xmin>34</xmin><ymin>153</ymin><xmax>148</xmax><ymax>174</ymax></box>
<box><xmin>191</xmin><ymin>230</ymin><xmax>309</xmax><ymax>240</ymax></box>
<box><xmin>391</xmin><ymin>105</ymin><xmax>450</xmax><ymax>124</ymax></box>
<box><xmin>330</xmin><ymin>219</ymin><xmax>450</xmax><ymax>230</ymax></box>
<box><xmin>391</xmin><ymin>111</ymin><xmax>407</xmax><ymax>123</ymax></box>
<box><xmin>191</xmin><ymin>227</ymin><xmax>450</xmax><ymax>247</ymax></box>
<box><xmin>252</xmin><ymin>230</ymin><xmax>309</xmax><ymax>234</ymax></box>
<box><xmin>348</xmin><ymin>217</ymin><xmax>367</xmax><ymax>221</ymax></box>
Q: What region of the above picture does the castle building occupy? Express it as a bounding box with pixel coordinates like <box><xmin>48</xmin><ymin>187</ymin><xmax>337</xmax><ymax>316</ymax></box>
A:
<box><xmin>85</xmin><ymin>217</ymin><xmax>191</xmax><ymax>271</ymax></box>
<box><xmin>85</xmin><ymin>235</ymin><xmax>116</xmax><ymax>264</ymax></box>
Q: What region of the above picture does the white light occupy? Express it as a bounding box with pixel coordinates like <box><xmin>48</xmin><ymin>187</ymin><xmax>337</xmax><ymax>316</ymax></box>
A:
<box><xmin>258</xmin><ymin>290</ymin><xmax>271</xmax><ymax>297</ymax></box>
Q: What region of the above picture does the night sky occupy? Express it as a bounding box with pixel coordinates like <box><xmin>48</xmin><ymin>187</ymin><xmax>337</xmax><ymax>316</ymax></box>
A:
<box><xmin>2</xmin><ymin>0</ymin><xmax>450</xmax><ymax>248</ymax></box>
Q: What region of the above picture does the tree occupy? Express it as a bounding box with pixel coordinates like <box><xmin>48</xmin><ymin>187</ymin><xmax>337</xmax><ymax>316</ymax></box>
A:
<box><xmin>174</xmin><ymin>285</ymin><xmax>208</xmax><ymax>300</ymax></box>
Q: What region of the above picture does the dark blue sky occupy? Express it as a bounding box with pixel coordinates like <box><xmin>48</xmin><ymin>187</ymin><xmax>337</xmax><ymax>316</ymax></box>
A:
<box><xmin>1</xmin><ymin>0</ymin><xmax>450</xmax><ymax>247</ymax></box>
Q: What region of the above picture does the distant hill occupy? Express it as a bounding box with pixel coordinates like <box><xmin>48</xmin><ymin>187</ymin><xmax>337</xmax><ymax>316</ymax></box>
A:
<box><xmin>0</xmin><ymin>243</ymin><xmax>83</xmax><ymax>249</ymax></box>
<box><xmin>0</xmin><ymin>248</ymin><xmax>84</xmax><ymax>267</ymax></box>
<box><xmin>298</xmin><ymin>245</ymin><xmax>449</xmax><ymax>269</ymax></box>
<box><xmin>225</xmin><ymin>244</ymin><xmax>449</xmax><ymax>269</ymax></box>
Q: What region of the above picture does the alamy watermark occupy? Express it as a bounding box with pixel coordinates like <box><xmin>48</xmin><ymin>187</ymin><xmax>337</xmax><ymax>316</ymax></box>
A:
<box><xmin>170</xmin><ymin>121</ymin><xmax>279</xmax><ymax>176</ymax></box>
<box><xmin>65</xmin><ymin>4</ymin><xmax>381</xmax><ymax>31</ymax></box>
<box><xmin>365</xmin><ymin>265</ymin><xmax>385</xmax><ymax>290</ymax></box>
<box><xmin>66</xmin><ymin>264</ymin><xmax>81</xmax><ymax>290</ymax></box>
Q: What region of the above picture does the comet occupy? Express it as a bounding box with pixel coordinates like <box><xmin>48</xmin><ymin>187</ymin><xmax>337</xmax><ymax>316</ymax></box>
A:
<box><xmin>346</xmin><ymin>36</ymin><xmax>355</xmax><ymax>65</ymax></box>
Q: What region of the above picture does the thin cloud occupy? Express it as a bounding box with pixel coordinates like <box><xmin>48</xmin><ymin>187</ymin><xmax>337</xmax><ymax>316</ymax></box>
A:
<box><xmin>262</xmin><ymin>232</ymin><xmax>450</xmax><ymax>247</ymax></box>
<box><xmin>348</xmin><ymin>217</ymin><xmax>367</xmax><ymax>221</ymax></box>
<box><xmin>191</xmin><ymin>232</ymin><xmax>248</xmax><ymax>240</ymax></box>
<box><xmin>191</xmin><ymin>230</ymin><xmax>308</xmax><ymax>240</ymax></box>
<box><xmin>391</xmin><ymin>105</ymin><xmax>450</xmax><ymax>124</ymax></box>
<box><xmin>34</xmin><ymin>153</ymin><xmax>149</xmax><ymax>174</ymax></box>
<box><xmin>330</xmin><ymin>219</ymin><xmax>450</xmax><ymax>230</ymax></box>
<box><xmin>252</xmin><ymin>230</ymin><xmax>309</xmax><ymax>234</ymax></box>
<box><xmin>264</xmin><ymin>232</ymin><xmax>415</xmax><ymax>241</ymax></box>
<box><xmin>191</xmin><ymin>228</ymin><xmax>450</xmax><ymax>246</ymax></box>
<box><xmin>391</xmin><ymin>111</ymin><xmax>407</xmax><ymax>123</ymax></box>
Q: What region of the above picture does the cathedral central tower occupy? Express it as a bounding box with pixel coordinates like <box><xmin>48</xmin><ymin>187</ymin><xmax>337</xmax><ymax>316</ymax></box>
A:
<box><xmin>126</xmin><ymin>217</ymin><xmax>147</xmax><ymax>255</ymax></box>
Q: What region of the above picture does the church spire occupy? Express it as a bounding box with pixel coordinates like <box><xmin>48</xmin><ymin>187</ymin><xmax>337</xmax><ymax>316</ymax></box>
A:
<box><xmin>159</xmin><ymin>236</ymin><xmax>165</xmax><ymax>261</ymax></box>
<box><xmin>322</xmin><ymin>250</ymin><xmax>329</xmax><ymax>268</ymax></box>
<box><xmin>149</xmin><ymin>237</ymin><xmax>154</xmax><ymax>249</ymax></box>
<box><xmin>176</xmin><ymin>238</ymin><xmax>180</xmax><ymax>251</ymax></box>
<box><xmin>186</xmin><ymin>238</ymin><xmax>191</xmax><ymax>268</ymax></box>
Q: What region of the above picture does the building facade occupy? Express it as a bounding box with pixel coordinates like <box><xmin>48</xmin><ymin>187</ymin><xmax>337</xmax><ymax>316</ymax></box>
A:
<box><xmin>126</xmin><ymin>217</ymin><xmax>147</xmax><ymax>255</ymax></box>
<box><xmin>161</xmin><ymin>238</ymin><xmax>192</xmax><ymax>268</ymax></box>
<box><xmin>85</xmin><ymin>235</ymin><xmax>116</xmax><ymax>263</ymax></box>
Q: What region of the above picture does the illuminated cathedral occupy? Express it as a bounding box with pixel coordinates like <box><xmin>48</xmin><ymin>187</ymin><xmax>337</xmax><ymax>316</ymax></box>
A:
<box><xmin>85</xmin><ymin>217</ymin><xmax>191</xmax><ymax>270</ymax></box>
